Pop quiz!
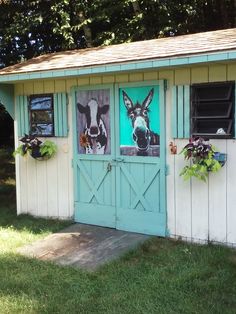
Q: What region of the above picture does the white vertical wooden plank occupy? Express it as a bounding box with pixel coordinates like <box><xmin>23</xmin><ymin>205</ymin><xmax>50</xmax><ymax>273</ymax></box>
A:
<box><xmin>209</xmin><ymin>65</ymin><xmax>227</xmax><ymax>82</ymax></box>
<box><xmin>43</xmin><ymin>80</ymin><xmax>55</xmax><ymax>93</ymax></box>
<box><xmin>26</xmin><ymin>157</ymin><xmax>38</xmax><ymax>216</ymax></box>
<box><xmin>36</xmin><ymin>161</ymin><xmax>48</xmax><ymax>217</ymax></box>
<box><xmin>226</xmin><ymin>139</ymin><xmax>236</xmax><ymax>244</ymax></box>
<box><xmin>191</xmin><ymin>178</ymin><xmax>209</xmax><ymax>241</ymax></box>
<box><xmin>166</xmin><ymin>86</ymin><xmax>176</xmax><ymax>236</ymax></box>
<box><xmin>57</xmin><ymin>139</ymin><xmax>70</xmax><ymax>218</ymax></box>
<box><xmin>174</xmin><ymin>139</ymin><xmax>192</xmax><ymax>238</ymax></box>
<box><xmin>23</xmin><ymin>82</ymin><xmax>34</xmax><ymax>95</ymax></box>
<box><xmin>14</xmin><ymin>120</ymin><xmax>22</xmax><ymax>215</ymax></box>
<box><xmin>18</xmin><ymin>157</ymin><xmax>29</xmax><ymax>214</ymax></box>
<box><xmin>191</xmin><ymin>67</ymin><xmax>209</xmax><ymax>84</ymax></box>
<box><xmin>46</xmin><ymin>139</ymin><xmax>59</xmax><ymax>218</ymax></box>
<box><xmin>208</xmin><ymin>140</ymin><xmax>227</xmax><ymax>243</ymax></box>
<box><xmin>33</xmin><ymin>81</ymin><xmax>44</xmax><ymax>94</ymax></box>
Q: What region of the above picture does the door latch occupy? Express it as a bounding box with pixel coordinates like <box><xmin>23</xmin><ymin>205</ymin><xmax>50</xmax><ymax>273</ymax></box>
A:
<box><xmin>112</xmin><ymin>157</ymin><xmax>124</xmax><ymax>163</ymax></box>
<box><xmin>107</xmin><ymin>162</ymin><xmax>112</xmax><ymax>172</ymax></box>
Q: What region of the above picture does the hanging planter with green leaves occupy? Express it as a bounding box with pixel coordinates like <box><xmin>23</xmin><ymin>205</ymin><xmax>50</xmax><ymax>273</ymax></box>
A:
<box><xmin>14</xmin><ymin>134</ymin><xmax>57</xmax><ymax>161</ymax></box>
<box><xmin>180</xmin><ymin>137</ymin><xmax>224</xmax><ymax>182</ymax></box>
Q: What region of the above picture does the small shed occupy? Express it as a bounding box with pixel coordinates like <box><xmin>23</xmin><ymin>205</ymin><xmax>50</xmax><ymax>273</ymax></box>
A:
<box><xmin>1</xmin><ymin>28</ymin><xmax>236</xmax><ymax>246</ymax></box>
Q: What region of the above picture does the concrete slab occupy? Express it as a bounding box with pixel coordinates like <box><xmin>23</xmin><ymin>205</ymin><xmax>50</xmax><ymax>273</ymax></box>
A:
<box><xmin>18</xmin><ymin>223</ymin><xmax>149</xmax><ymax>270</ymax></box>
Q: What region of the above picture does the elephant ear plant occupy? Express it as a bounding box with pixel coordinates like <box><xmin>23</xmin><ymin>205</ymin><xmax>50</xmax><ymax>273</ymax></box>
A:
<box><xmin>14</xmin><ymin>134</ymin><xmax>57</xmax><ymax>161</ymax></box>
<box><xmin>180</xmin><ymin>137</ymin><xmax>222</xmax><ymax>182</ymax></box>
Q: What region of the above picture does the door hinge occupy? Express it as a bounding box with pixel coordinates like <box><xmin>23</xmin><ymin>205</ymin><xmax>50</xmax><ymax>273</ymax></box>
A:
<box><xmin>71</xmin><ymin>159</ymin><xmax>74</xmax><ymax>168</ymax></box>
<box><xmin>165</xmin><ymin>165</ymin><xmax>169</xmax><ymax>176</ymax></box>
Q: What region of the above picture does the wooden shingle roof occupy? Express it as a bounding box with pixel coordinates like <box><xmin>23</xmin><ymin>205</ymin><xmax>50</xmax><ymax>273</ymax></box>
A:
<box><xmin>1</xmin><ymin>28</ymin><xmax>236</xmax><ymax>76</ymax></box>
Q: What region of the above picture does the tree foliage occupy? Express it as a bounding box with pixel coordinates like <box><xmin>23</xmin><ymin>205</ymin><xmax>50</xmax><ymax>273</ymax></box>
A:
<box><xmin>0</xmin><ymin>0</ymin><xmax>235</xmax><ymax>67</ymax></box>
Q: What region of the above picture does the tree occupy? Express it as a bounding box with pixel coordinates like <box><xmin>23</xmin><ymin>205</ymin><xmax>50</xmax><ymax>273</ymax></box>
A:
<box><xmin>0</xmin><ymin>0</ymin><xmax>235</xmax><ymax>68</ymax></box>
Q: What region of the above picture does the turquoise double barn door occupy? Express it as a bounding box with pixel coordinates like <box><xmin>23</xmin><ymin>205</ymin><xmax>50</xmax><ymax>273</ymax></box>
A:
<box><xmin>73</xmin><ymin>81</ymin><xmax>166</xmax><ymax>236</ymax></box>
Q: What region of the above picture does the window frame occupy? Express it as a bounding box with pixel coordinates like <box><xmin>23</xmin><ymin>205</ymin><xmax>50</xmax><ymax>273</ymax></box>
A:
<box><xmin>29</xmin><ymin>94</ymin><xmax>54</xmax><ymax>137</ymax></box>
<box><xmin>190</xmin><ymin>81</ymin><xmax>235</xmax><ymax>139</ymax></box>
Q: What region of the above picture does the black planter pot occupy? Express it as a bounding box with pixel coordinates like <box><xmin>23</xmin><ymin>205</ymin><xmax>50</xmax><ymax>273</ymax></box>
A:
<box><xmin>31</xmin><ymin>146</ymin><xmax>42</xmax><ymax>159</ymax></box>
<box><xmin>30</xmin><ymin>147</ymin><xmax>49</xmax><ymax>161</ymax></box>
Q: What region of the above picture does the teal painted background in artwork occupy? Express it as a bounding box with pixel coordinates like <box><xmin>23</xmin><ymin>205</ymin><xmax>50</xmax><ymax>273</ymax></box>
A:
<box><xmin>119</xmin><ymin>85</ymin><xmax>160</xmax><ymax>146</ymax></box>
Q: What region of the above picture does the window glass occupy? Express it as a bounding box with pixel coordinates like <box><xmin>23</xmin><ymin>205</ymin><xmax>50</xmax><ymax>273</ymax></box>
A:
<box><xmin>30</xmin><ymin>96</ymin><xmax>53</xmax><ymax>110</ymax></box>
<box><xmin>29</xmin><ymin>94</ymin><xmax>54</xmax><ymax>136</ymax></box>
<box><xmin>191</xmin><ymin>82</ymin><xmax>235</xmax><ymax>138</ymax></box>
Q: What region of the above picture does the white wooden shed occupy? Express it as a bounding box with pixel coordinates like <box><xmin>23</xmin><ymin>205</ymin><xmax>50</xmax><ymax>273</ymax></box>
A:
<box><xmin>0</xmin><ymin>28</ymin><xmax>236</xmax><ymax>246</ymax></box>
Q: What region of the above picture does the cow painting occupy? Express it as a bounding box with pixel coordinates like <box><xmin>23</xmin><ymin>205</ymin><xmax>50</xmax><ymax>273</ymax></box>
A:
<box><xmin>77</xmin><ymin>92</ymin><xmax>110</xmax><ymax>154</ymax></box>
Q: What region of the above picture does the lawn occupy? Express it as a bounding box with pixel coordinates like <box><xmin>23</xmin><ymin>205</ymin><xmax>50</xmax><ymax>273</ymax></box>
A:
<box><xmin>0</xmin><ymin>148</ymin><xmax>236</xmax><ymax>314</ymax></box>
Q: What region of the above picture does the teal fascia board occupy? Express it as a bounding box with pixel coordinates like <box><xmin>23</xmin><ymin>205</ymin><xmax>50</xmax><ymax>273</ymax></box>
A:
<box><xmin>137</xmin><ymin>61</ymin><xmax>153</xmax><ymax>69</ymax></box>
<box><xmin>0</xmin><ymin>49</ymin><xmax>236</xmax><ymax>83</ymax></box>
<box><xmin>170</xmin><ymin>57</ymin><xmax>189</xmax><ymax>66</ymax></box>
<box><xmin>153</xmin><ymin>59</ymin><xmax>170</xmax><ymax>67</ymax></box>
<box><xmin>120</xmin><ymin>63</ymin><xmax>137</xmax><ymax>71</ymax></box>
<box><xmin>52</xmin><ymin>70</ymin><xmax>66</xmax><ymax>77</ymax></box>
<box><xmin>189</xmin><ymin>55</ymin><xmax>208</xmax><ymax>64</ymax></box>
<box><xmin>105</xmin><ymin>64</ymin><xmax>121</xmax><ymax>72</ymax></box>
<box><xmin>0</xmin><ymin>84</ymin><xmax>14</xmax><ymax>118</ymax></box>
<box><xmin>64</xmin><ymin>69</ymin><xmax>79</xmax><ymax>76</ymax></box>
<box><xmin>228</xmin><ymin>51</ymin><xmax>236</xmax><ymax>59</ymax></box>
<box><xmin>207</xmin><ymin>53</ymin><xmax>228</xmax><ymax>61</ymax></box>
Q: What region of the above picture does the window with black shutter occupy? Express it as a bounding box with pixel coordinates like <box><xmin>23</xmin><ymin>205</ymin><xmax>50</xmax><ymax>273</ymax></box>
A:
<box><xmin>191</xmin><ymin>81</ymin><xmax>235</xmax><ymax>138</ymax></box>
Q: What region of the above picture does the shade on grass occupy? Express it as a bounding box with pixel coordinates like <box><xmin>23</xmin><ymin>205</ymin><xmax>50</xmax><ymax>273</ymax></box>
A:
<box><xmin>0</xmin><ymin>148</ymin><xmax>236</xmax><ymax>313</ymax></box>
<box><xmin>0</xmin><ymin>238</ymin><xmax>236</xmax><ymax>314</ymax></box>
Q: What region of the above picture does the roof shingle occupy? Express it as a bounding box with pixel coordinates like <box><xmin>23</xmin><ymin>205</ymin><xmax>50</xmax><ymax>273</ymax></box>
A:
<box><xmin>1</xmin><ymin>28</ymin><xmax>236</xmax><ymax>75</ymax></box>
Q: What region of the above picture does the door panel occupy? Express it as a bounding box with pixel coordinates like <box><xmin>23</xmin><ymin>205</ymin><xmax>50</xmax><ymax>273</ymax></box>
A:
<box><xmin>115</xmin><ymin>159</ymin><xmax>165</xmax><ymax>236</ymax></box>
<box><xmin>74</xmin><ymin>157</ymin><xmax>116</xmax><ymax>228</ymax></box>
<box><xmin>73</xmin><ymin>85</ymin><xmax>116</xmax><ymax>228</ymax></box>
<box><xmin>115</xmin><ymin>82</ymin><xmax>166</xmax><ymax>236</ymax></box>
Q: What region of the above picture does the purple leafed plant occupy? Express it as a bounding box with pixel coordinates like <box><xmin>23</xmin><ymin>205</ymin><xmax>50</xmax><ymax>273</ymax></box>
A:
<box><xmin>14</xmin><ymin>134</ymin><xmax>57</xmax><ymax>160</ymax></box>
<box><xmin>180</xmin><ymin>137</ymin><xmax>222</xmax><ymax>182</ymax></box>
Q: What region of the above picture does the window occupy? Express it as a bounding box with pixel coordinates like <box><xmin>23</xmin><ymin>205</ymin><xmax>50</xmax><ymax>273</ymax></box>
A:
<box><xmin>191</xmin><ymin>81</ymin><xmax>235</xmax><ymax>138</ymax></box>
<box><xmin>29</xmin><ymin>94</ymin><xmax>54</xmax><ymax>136</ymax></box>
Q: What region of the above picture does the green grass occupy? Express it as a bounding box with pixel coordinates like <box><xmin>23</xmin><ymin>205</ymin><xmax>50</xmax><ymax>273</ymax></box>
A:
<box><xmin>0</xmin><ymin>148</ymin><xmax>236</xmax><ymax>314</ymax></box>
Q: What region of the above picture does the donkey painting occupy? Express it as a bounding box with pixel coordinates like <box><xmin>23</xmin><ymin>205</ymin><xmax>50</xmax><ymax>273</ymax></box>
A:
<box><xmin>77</xmin><ymin>98</ymin><xmax>109</xmax><ymax>154</ymax></box>
<box><xmin>122</xmin><ymin>88</ymin><xmax>159</xmax><ymax>155</ymax></box>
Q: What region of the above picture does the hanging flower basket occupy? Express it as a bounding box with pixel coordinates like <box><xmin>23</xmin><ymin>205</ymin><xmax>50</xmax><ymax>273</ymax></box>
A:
<box><xmin>180</xmin><ymin>137</ymin><xmax>224</xmax><ymax>182</ymax></box>
<box><xmin>14</xmin><ymin>134</ymin><xmax>57</xmax><ymax>161</ymax></box>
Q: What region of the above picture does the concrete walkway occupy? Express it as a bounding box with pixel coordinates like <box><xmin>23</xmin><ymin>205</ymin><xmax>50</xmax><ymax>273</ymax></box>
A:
<box><xmin>18</xmin><ymin>223</ymin><xmax>149</xmax><ymax>270</ymax></box>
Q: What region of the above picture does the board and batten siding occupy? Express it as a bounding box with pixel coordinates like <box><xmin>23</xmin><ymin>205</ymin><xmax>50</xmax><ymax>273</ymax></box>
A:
<box><xmin>14</xmin><ymin>79</ymin><xmax>75</xmax><ymax>219</ymax></box>
<box><xmin>168</xmin><ymin>63</ymin><xmax>236</xmax><ymax>246</ymax></box>
<box><xmin>14</xmin><ymin>62</ymin><xmax>236</xmax><ymax>246</ymax></box>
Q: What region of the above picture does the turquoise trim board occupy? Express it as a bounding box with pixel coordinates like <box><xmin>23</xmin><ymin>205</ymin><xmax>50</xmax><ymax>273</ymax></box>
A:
<box><xmin>16</xmin><ymin>95</ymin><xmax>29</xmax><ymax>136</ymax></box>
<box><xmin>172</xmin><ymin>85</ymin><xmax>190</xmax><ymax>139</ymax></box>
<box><xmin>53</xmin><ymin>92</ymin><xmax>68</xmax><ymax>137</ymax></box>
<box><xmin>0</xmin><ymin>84</ymin><xmax>14</xmax><ymax>118</ymax></box>
<box><xmin>0</xmin><ymin>50</ymin><xmax>235</xmax><ymax>83</ymax></box>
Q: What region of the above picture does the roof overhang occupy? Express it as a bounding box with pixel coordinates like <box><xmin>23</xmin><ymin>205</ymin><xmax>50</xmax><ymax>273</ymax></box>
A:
<box><xmin>0</xmin><ymin>50</ymin><xmax>236</xmax><ymax>83</ymax></box>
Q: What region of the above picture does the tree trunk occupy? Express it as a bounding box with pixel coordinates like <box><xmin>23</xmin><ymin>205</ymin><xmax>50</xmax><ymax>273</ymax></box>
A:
<box><xmin>131</xmin><ymin>0</ymin><xmax>141</xmax><ymax>16</ymax></box>
<box><xmin>218</xmin><ymin>0</ymin><xmax>229</xmax><ymax>28</ymax></box>
<box><xmin>78</xmin><ymin>11</ymin><xmax>93</xmax><ymax>48</ymax></box>
<box><xmin>234</xmin><ymin>0</ymin><xmax>236</xmax><ymax>27</ymax></box>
